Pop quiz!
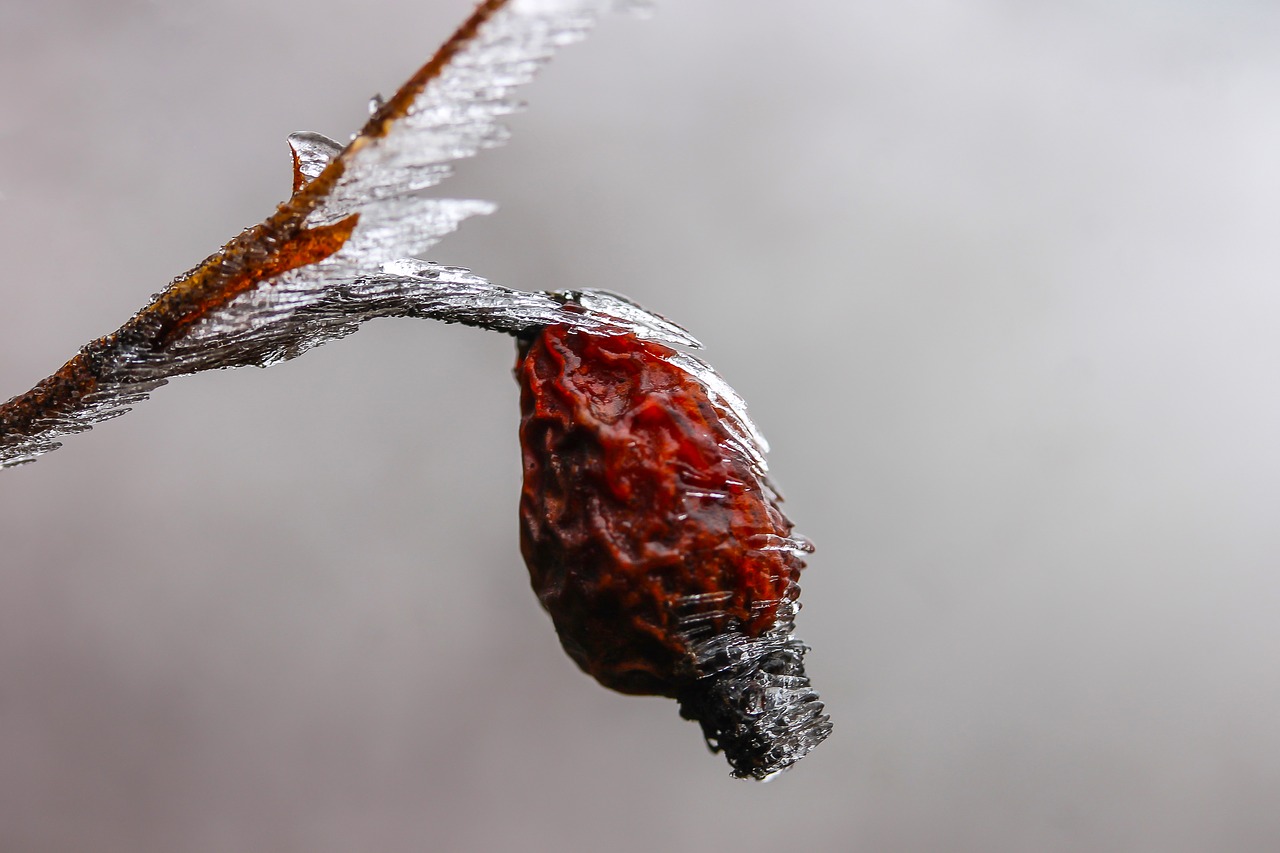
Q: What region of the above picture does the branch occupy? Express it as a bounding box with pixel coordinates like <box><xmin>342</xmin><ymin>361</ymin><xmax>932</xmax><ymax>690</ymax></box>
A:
<box><xmin>0</xmin><ymin>0</ymin><xmax>675</xmax><ymax>467</ymax></box>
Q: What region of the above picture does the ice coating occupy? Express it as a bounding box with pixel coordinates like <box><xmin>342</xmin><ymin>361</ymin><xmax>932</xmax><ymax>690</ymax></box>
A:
<box><xmin>302</xmin><ymin>0</ymin><xmax>643</xmax><ymax>270</ymax></box>
<box><xmin>0</xmin><ymin>0</ymin><xmax>654</xmax><ymax>468</ymax></box>
<box><xmin>172</xmin><ymin>261</ymin><xmax>702</xmax><ymax>373</ymax></box>
<box><xmin>287</xmin><ymin>132</ymin><xmax>344</xmax><ymax>194</ymax></box>
<box><xmin>0</xmin><ymin>254</ymin><xmax>702</xmax><ymax>468</ymax></box>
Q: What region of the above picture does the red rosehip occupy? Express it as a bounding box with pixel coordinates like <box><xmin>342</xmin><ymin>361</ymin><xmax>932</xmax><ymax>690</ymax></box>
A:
<box><xmin>516</xmin><ymin>324</ymin><xmax>830</xmax><ymax>779</ymax></box>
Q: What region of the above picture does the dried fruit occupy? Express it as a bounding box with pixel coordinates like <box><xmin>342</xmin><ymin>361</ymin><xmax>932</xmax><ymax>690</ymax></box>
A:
<box><xmin>516</xmin><ymin>324</ymin><xmax>831</xmax><ymax>779</ymax></box>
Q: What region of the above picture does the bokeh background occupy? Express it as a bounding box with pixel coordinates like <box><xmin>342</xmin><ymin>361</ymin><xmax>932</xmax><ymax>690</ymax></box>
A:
<box><xmin>3</xmin><ymin>1</ymin><xmax>1279</xmax><ymax>850</ymax></box>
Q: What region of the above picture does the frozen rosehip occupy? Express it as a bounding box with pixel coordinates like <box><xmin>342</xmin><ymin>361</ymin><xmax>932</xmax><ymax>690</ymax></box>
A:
<box><xmin>516</xmin><ymin>324</ymin><xmax>830</xmax><ymax>779</ymax></box>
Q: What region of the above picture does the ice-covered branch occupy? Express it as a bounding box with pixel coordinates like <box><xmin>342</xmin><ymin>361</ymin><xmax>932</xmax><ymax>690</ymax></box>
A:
<box><xmin>0</xmin><ymin>0</ymin><xmax>660</xmax><ymax>467</ymax></box>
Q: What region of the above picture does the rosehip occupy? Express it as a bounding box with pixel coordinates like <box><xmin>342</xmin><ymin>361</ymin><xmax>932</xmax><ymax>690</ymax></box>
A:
<box><xmin>516</xmin><ymin>324</ymin><xmax>830</xmax><ymax>779</ymax></box>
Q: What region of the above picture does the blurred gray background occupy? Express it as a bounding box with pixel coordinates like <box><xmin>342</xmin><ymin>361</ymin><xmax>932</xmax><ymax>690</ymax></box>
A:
<box><xmin>2</xmin><ymin>1</ymin><xmax>1279</xmax><ymax>850</ymax></box>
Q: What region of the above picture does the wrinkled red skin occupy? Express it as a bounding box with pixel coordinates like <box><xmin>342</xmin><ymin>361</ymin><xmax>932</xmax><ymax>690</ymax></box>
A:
<box><xmin>517</xmin><ymin>326</ymin><xmax>804</xmax><ymax>697</ymax></box>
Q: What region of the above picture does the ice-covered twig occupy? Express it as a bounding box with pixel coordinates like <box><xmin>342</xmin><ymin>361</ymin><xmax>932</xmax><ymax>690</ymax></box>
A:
<box><xmin>0</xmin><ymin>0</ymin><xmax>668</xmax><ymax>467</ymax></box>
